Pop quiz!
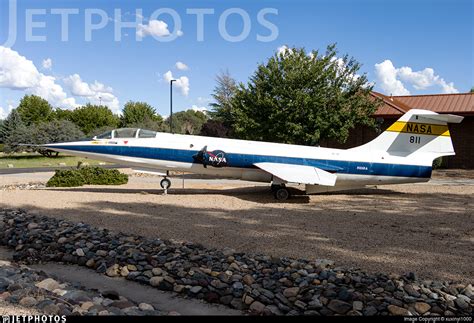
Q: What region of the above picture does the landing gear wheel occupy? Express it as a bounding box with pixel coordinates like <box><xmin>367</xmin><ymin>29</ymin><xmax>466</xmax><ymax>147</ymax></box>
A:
<box><xmin>274</xmin><ymin>187</ymin><xmax>290</xmax><ymax>201</ymax></box>
<box><xmin>160</xmin><ymin>178</ymin><xmax>171</xmax><ymax>190</ymax></box>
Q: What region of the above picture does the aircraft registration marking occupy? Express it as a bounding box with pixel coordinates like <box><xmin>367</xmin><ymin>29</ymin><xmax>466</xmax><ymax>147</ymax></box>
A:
<box><xmin>386</xmin><ymin>121</ymin><xmax>450</xmax><ymax>137</ymax></box>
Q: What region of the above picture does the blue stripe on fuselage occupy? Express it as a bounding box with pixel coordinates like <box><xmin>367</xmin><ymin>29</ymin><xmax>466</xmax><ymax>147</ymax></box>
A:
<box><xmin>47</xmin><ymin>145</ymin><xmax>432</xmax><ymax>178</ymax></box>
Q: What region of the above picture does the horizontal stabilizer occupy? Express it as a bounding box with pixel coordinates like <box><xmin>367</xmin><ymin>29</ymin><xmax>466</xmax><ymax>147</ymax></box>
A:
<box><xmin>414</xmin><ymin>113</ymin><xmax>464</xmax><ymax>124</ymax></box>
<box><xmin>254</xmin><ymin>162</ymin><xmax>337</xmax><ymax>186</ymax></box>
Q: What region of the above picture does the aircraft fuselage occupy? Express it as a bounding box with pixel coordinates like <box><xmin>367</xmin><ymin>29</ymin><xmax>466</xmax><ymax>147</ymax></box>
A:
<box><xmin>44</xmin><ymin>131</ymin><xmax>431</xmax><ymax>194</ymax></box>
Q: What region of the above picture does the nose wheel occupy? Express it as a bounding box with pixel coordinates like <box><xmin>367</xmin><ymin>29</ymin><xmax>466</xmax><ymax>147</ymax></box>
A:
<box><xmin>160</xmin><ymin>178</ymin><xmax>171</xmax><ymax>192</ymax></box>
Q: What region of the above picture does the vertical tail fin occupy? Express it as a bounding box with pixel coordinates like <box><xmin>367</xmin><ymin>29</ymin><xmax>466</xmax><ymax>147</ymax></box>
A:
<box><xmin>352</xmin><ymin>109</ymin><xmax>463</xmax><ymax>165</ymax></box>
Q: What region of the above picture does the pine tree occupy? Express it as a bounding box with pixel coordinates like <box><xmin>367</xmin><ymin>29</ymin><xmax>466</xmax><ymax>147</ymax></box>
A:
<box><xmin>209</xmin><ymin>70</ymin><xmax>237</xmax><ymax>128</ymax></box>
<box><xmin>0</xmin><ymin>109</ymin><xmax>24</xmax><ymax>143</ymax></box>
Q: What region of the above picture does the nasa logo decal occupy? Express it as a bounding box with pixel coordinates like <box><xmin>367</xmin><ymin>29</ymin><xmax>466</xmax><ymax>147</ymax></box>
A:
<box><xmin>206</xmin><ymin>150</ymin><xmax>228</xmax><ymax>168</ymax></box>
<box><xmin>193</xmin><ymin>148</ymin><xmax>229</xmax><ymax>168</ymax></box>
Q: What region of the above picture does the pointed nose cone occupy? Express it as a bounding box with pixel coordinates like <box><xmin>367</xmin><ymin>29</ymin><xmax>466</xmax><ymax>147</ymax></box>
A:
<box><xmin>41</xmin><ymin>140</ymin><xmax>89</xmax><ymax>153</ymax></box>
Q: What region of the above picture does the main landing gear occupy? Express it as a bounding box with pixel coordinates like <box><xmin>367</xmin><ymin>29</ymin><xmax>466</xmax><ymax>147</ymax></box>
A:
<box><xmin>271</xmin><ymin>184</ymin><xmax>290</xmax><ymax>201</ymax></box>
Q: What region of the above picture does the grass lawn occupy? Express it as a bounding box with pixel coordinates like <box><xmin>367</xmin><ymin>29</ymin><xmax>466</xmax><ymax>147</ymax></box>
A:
<box><xmin>0</xmin><ymin>153</ymin><xmax>111</xmax><ymax>169</ymax></box>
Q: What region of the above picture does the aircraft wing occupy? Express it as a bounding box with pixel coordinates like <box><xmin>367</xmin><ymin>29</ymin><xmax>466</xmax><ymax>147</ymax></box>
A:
<box><xmin>254</xmin><ymin>162</ymin><xmax>337</xmax><ymax>186</ymax></box>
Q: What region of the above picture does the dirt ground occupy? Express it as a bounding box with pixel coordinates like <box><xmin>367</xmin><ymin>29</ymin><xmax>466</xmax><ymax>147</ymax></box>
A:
<box><xmin>0</xmin><ymin>171</ymin><xmax>473</xmax><ymax>283</ymax></box>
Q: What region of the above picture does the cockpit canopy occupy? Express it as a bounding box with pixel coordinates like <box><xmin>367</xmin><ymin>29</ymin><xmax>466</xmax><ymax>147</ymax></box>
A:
<box><xmin>94</xmin><ymin>128</ymin><xmax>158</xmax><ymax>140</ymax></box>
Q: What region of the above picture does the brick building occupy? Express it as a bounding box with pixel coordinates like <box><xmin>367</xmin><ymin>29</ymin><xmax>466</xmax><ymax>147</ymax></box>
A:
<box><xmin>321</xmin><ymin>92</ymin><xmax>474</xmax><ymax>169</ymax></box>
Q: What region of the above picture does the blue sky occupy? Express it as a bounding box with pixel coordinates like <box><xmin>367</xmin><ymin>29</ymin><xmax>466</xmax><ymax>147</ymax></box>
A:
<box><xmin>0</xmin><ymin>0</ymin><xmax>472</xmax><ymax>118</ymax></box>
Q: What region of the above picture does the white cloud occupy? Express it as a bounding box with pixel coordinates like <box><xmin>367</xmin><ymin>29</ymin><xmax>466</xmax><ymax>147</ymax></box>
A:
<box><xmin>375</xmin><ymin>59</ymin><xmax>458</xmax><ymax>95</ymax></box>
<box><xmin>0</xmin><ymin>46</ymin><xmax>41</xmax><ymax>89</ymax></box>
<box><xmin>438</xmin><ymin>80</ymin><xmax>458</xmax><ymax>94</ymax></box>
<box><xmin>175</xmin><ymin>61</ymin><xmax>188</xmax><ymax>71</ymax></box>
<box><xmin>0</xmin><ymin>46</ymin><xmax>77</xmax><ymax>108</ymax></box>
<box><xmin>191</xmin><ymin>105</ymin><xmax>208</xmax><ymax>114</ymax></box>
<box><xmin>64</xmin><ymin>74</ymin><xmax>95</xmax><ymax>96</ymax></box>
<box><xmin>163</xmin><ymin>70</ymin><xmax>189</xmax><ymax>96</ymax></box>
<box><xmin>137</xmin><ymin>20</ymin><xmax>172</xmax><ymax>38</ymax></box>
<box><xmin>91</xmin><ymin>81</ymin><xmax>114</xmax><ymax>94</ymax></box>
<box><xmin>64</xmin><ymin>74</ymin><xmax>119</xmax><ymax>111</ymax></box>
<box><xmin>374</xmin><ymin>60</ymin><xmax>410</xmax><ymax>95</ymax></box>
<box><xmin>34</xmin><ymin>75</ymin><xmax>78</xmax><ymax>108</ymax></box>
<box><xmin>397</xmin><ymin>66</ymin><xmax>458</xmax><ymax>94</ymax></box>
<box><xmin>276</xmin><ymin>45</ymin><xmax>293</xmax><ymax>56</ymax></box>
<box><xmin>42</xmin><ymin>58</ymin><xmax>52</xmax><ymax>70</ymax></box>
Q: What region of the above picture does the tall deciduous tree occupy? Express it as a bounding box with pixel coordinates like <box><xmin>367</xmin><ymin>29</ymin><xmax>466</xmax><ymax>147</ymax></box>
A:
<box><xmin>69</xmin><ymin>104</ymin><xmax>119</xmax><ymax>136</ymax></box>
<box><xmin>209</xmin><ymin>70</ymin><xmax>237</xmax><ymax>128</ymax></box>
<box><xmin>51</xmin><ymin>108</ymin><xmax>74</xmax><ymax>121</ymax></box>
<box><xmin>121</xmin><ymin>101</ymin><xmax>163</xmax><ymax>129</ymax></box>
<box><xmin>231</xmin><ymin>44</ymin><xmax>380</xmax><ymax>145</ymax></box>
<box><xmin>0</xmin><ymin>109</ymin><xmax>24</xmax><ymax>143</ymax></box>
<box><xmin>168</xmin><ymin>110</ymin><xmax>208</xmax><ymax>135</ymax></box>
<box><xmin>16</xmin><ymin>95</ymin><xmax>53</xmax><ymax>126</ymax></box>
<box><xmin>200</xmin><ymin>119</ymin><xmax>230</xmax><ymax>138</ymax></box>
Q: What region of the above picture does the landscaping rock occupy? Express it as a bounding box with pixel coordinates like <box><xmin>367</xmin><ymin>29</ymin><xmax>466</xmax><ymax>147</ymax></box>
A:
<box><xmin>388</xmin><ymin>305</ymin><xmax>411</xmax><ymax>316</ymax></box>
<box><xmin>1</xmin><ymin>209</ymin><xmax>471</xmax><ymax>317</ymax></box>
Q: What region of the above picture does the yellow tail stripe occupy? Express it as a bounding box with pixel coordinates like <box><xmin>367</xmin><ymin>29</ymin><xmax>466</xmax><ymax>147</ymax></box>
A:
<box><xmin>386</xmin><ymin>121</ymin><xmax>450</xmax><ymax>137</ymax></box>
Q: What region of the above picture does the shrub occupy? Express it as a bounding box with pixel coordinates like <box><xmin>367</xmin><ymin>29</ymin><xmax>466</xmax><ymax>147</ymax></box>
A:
<box><xmin>46</xmin><ymin>169</ymin><xmax>86</xmax><ymax>187</ymax></box>
<box><xmin>47</xmin><ymin>167</ymin><xmax>128</xmax><ymax>187</ymax></box>
<box><xmin>79</xmin><ymin>167</ymin><xmax>129</xmax><ymax>185</ymax></box>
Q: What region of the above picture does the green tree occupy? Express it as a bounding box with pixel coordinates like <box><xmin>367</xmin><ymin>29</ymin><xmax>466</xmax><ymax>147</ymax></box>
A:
<box><xmin>200</xmin><ymin>120</ymin><xmax>230</xmax><ymax>138</ymax></box>
<box><xmin>121</xmin><ymin>101</ymin><xmax>163</xmax><ymax>128</ymax></box>
<box><xmin>16</xmin><ymin>95</ymin><xmax>53</xmax><ymax>126</ymax></box>
<box><xmin>209</xmin><ymin>70</ymin><xmax>237</xmax><ymax>128</ymax></box>
<box><xmin>231</xmin><ymin>44</ymin><xmax>380</xmax><ymax>145</ymax></box>
<box><xmin>51</xmin><ymin>108</ymin><xmax>74</xmax><ymax>121</ymax></box>
<box><xmin>470</xmin><ymin>87</ymin><xmax>474</xmax><ymax>93</ymax></box>
<box><xmin>69</xmin><ymin>104</ymin><xmax>119</xmax><ymax>136</ymax></box>
<box><xmin>169</xmin><ymin>110</ymin><xmax>208</xmax><ymax>135</ymax></box>
<box><xmin>4</xmin><ymin>120</ymin><xmax>84</xmax><ymax>156</ymax></box>
<box><xmin>0</xmin><ymin>109</ymin><xmax>24</xmax><ymax>143</ymax></box>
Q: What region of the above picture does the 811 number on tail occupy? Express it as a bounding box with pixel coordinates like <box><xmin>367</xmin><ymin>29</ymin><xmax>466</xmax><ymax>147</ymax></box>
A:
<box><xmin>410</xmin><ymin>136</ymin><xmax>421</xmax><ymax>144</ymax></box>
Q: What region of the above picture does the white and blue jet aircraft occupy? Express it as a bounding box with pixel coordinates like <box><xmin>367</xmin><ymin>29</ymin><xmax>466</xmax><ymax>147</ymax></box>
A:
<box><xmin>43</xmin><ymin>109</ymin><xmax>463</xmax><ymax>200</ymax></box>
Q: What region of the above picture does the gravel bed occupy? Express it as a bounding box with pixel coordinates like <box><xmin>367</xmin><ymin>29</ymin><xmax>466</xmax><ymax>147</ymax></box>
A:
<box><xmin>1</xmin><ymin>183</ymin><xmax>46</xmax><ymax>191</ymax></box>
<box><xmin>0</xmin><ymin>209</ymin><xmax>472</xmax><ymax>316</ymax></box>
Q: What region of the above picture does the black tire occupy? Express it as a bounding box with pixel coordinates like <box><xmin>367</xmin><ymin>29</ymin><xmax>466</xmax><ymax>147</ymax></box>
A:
<box><xmin>274</xmin><ymin>187</ymin><xmax>290</xmax><ymax>201</ymax></box>
<box><xmin>160</xmin><ymin>178</ymin><xmax>171</xmax><ymax>190</ymax></box>
<box><xmin>271</xmin><ymin>183</ymin><xmax>286</xmax><ymax>192</ymax></box>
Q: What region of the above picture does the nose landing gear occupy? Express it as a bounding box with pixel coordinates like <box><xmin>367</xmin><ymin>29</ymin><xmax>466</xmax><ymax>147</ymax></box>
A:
<box><xmin>160</xmin><ymin>178</ymin><xmax>171</xmax><ymax>194</ymax></box>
